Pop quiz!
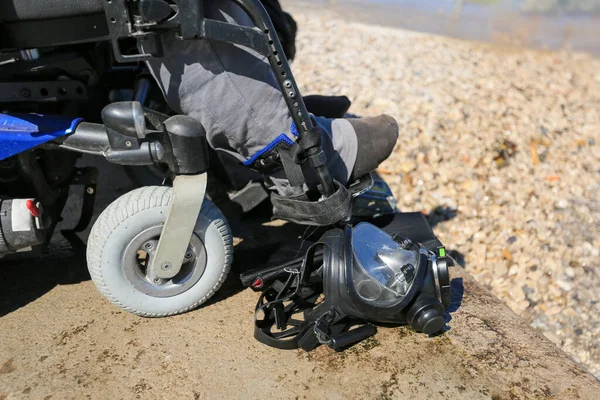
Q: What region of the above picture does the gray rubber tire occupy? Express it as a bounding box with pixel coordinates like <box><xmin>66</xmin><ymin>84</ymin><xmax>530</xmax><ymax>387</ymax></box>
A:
<box><xmin>86</xmin><ymin>186</ymin><xmax>233</xmax><ymax>317</ymax></box>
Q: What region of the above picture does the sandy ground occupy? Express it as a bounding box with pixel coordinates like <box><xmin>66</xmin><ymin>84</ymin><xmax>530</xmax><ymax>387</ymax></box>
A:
<box><xmin>1</xmin><ymin>158</ymin><xmax>599</xmax><ymax>400</ymax></box>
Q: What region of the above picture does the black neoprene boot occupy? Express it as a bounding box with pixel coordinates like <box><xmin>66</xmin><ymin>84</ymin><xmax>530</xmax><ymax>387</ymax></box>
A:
<box><xmin>347</xmin><ymin>114</ymin><xmax>399</xmax><ymax>182</ymax></box>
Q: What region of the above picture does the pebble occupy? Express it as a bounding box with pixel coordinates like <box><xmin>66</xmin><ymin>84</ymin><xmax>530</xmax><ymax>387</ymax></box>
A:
<box><xmin>289</xmin><ymin>3</ymin><xmax>600</xmax><ymax>378</ymax></box>
<box><xmin>555</xmin><ymin>199</ymin><xmax>569</xmax><ymax>210</ymax></box>
<box><xmin>557</xmin><ymin>279</ymin><xmax>574</xmax><ymax>292</ymax></box>
<box><xmin>508</xmin><ymin>265</ymin><xmax>520</xmax><ymax>277</ymax></box>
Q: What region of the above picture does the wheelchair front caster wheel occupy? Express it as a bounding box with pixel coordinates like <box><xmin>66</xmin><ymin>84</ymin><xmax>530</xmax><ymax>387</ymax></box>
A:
<box><xmin>86</xmin><ymin>186</ymin><xmax>233</xmax><ymax>317</ymax></box>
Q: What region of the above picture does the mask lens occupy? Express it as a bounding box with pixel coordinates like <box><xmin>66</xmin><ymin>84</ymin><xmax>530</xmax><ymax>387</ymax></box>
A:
<box><xmin>355</xmin><ymin>279</ymin><xmax>382</xmax><ymax>301</ymax></box>
<box><xmin>352</xmin><ymin>223</ymin><xmax>419</xmax><ymax>305</ymax></box>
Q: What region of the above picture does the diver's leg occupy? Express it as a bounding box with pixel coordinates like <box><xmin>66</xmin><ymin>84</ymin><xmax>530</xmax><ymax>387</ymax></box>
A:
<box><xmin>144</xmin><ymin>0</ymin><xmax>397</xmax><ymax>195</ymax></box>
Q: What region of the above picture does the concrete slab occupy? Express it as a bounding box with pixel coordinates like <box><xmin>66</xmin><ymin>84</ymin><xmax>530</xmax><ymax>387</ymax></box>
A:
<box><xmin>1</xmin><ymin>157</ymin><xmax>599</xmax><ymax>399</ymax></box>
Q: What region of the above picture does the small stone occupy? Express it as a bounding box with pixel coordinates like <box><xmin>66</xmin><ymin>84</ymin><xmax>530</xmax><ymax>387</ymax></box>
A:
<box><xmin>565</xmin><ymin>267</ymin><xmax>575</xmax><ymax>279</ymax></box>
<box><xmin>460</xmin><ymin>181</ymin><xmax>473</xmax><ymax>190</ymax></box>
<box><xmin>501</xmin><ymin>249</ymin><xmax>514</xmax><ymax>262</ymax></box>
<box><xmin>399</xmin><ymin>161</ymin><xmax>416</xmax><ymax>173</ymax></box>
<box><xmin>508</xmin><ymin>265</ymin><xmax>519</xmax><ymax>276</ymax></box>
<box><xmin>494</xmin><ymin>263</ymin><xmax>508</xmax><ymax>277</ymax></box>
<box><xmin>557</xmin><ymin>279</ymin><xmax>573</xmax><ymax>292</ymax></box>
<box><xmin>554</xmin><ymin>199</ymin><xmax>569</xmax><ymax>210</ymax></box>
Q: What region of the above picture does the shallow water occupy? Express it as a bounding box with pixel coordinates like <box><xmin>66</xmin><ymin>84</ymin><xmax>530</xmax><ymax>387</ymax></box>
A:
<box><xmin>300</xmin><ymin>0</ymin><xmax>600</xmax><ymax>55</ymax></box>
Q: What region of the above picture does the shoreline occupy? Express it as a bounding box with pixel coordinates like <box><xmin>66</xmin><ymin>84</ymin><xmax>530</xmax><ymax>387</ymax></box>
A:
<box><xmin>283</xmin><ymin>0</ymin><xmax>600</xmax><ymax>57</ymax></box>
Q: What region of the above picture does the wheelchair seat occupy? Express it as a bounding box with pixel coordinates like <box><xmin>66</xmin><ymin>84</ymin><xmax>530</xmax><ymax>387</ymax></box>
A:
<box><xmin>1</xmin><ymin>0</ymin><xmax>103</xmax><ymax>23</ymax></box>
<box><xmin>0</xmin><ymin>0</ymin><xmax>107</xmax><ymax>50</ymax></box>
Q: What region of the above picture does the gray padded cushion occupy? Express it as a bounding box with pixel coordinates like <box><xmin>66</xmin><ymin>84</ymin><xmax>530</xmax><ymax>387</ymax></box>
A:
<box><xmin>1</xmin><ymin>0</ymin><xmax>104</xmax><ymax>23</ymax></box>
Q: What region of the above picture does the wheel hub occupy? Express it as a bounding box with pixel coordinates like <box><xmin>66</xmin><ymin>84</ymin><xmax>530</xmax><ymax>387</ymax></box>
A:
<box><xmin>122</xmin><ymin>225</ymin><xmax>207</xmax><ymax>297</ymax></box>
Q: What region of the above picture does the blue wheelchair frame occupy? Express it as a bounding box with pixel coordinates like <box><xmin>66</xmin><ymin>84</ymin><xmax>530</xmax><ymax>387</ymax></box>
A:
<box><xmin>0</xmin><ymin>113</ymin><xmax>81</xmax><ymax>160</ymax></box>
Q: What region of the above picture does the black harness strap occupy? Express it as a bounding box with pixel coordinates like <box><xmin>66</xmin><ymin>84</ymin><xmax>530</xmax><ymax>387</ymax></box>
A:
<box><xmin>250</xmin><ymin>125</ymin><xmax>327</xmax><ymax>189</ymax></box>
<box><xmin>270</xmin><ymin>181</ymin><xmax>352</xmax><ymax>226</ymax></box>
<box><xmin>277</xmin><ymin>145</ymin><xmax>305</xmax><ymax>187</ymax></box>
<box><xmin>252</xmin><ymin>242</ymin><xmax>376</xmax><ymax>352</ymax></box>
<box><xmin>253</xmin><ymin>243</ymin><xmax>323</xmax><ymax>349</ymax></box>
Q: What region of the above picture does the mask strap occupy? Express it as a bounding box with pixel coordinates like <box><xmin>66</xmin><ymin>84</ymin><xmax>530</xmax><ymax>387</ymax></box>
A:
<box><xmin>252</xmin><ymin>242</ymin><xmax>326</xmax><ymax>350</ymax></box>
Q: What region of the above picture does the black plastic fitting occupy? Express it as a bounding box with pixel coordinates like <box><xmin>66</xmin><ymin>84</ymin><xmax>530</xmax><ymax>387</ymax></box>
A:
<box><xmin>101</xmin><ymin>101</ymin><xmax>146</xmax><ymax>150</ymax></box>
<box><xmin>59</xmin><ymin>122</ymin><xmax>110</xmax><ymax>154</ymax></box>
<box><xmin>329</xmin><ymin>324</ymin><xmax>377</xmax><ymax>350</ymax></box>
<box><xmin>163</xmin><ymin>115</ymin><xmax>210</xmax><ymax>175</ymax></box>
<box><xmin>406</xmin><ymin>295</ymin><xmax>445</xmax><ymax>335</ymax></box>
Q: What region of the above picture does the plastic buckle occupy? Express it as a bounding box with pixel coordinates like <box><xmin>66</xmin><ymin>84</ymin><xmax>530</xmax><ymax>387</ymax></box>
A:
<box><xmin>313</xmin><ymin>310</ymin><xmax>337</xmax><ymax>345</ymax></box>
<box><xmin>314</xmin><ymin>318</ymin><xmax>330</xmax><ymax>339</ymax></box>
<box><xmin>252</xmin><ymin>148</ymin><xmax>282</xmax><ymax>173</ymax></box>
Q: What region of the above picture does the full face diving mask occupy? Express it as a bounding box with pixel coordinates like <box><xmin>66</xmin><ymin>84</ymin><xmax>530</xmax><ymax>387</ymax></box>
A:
<box><xmin>252</xmin><ymin>222</ymin><xmax>452</xmax><ymax>352</ymax></box>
